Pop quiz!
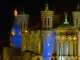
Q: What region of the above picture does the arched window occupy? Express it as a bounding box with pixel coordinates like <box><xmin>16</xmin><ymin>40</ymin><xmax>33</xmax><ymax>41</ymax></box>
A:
<box><xmin>37</xmin><ymin>57</ymin><xmax>40</xmax><ymax>60</ymax></box>
<box><xmin>20</xmin><ymin>21</ymin><xmax>22</xmax><ymax>29</ymax></box>
<box><xmin>48</xmin><ymin>18</ymin><xmax>49</xmax><ymax>26</ymax></box>
<box><xmin>24</xmin><ymin>21</ymin><xmax>25</xmax><ymax>29</ymax></box>
<box><xmin>51</xmin><ymin>57</ymin><xmax>53</xmax><ymax>60</ymax></box>
<box><xmin>44</xmin><ymin>18</ymin><xmax>46</xmax><ymax>26</ymax></box>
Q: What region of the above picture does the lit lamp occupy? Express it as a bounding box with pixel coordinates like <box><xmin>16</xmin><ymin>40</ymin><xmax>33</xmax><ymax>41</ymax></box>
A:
<box><xmin>11</xmin><ymin>31</ymin><xmax>15</xmax><ymax>35</ymax></box>
<box><xmin>25</xmin><ymin>30</ymin><xmax>27</xmax><ymax>33</ymax></box>
<box><xmin>14</xmin><ymin>10</ymin><xmax>18</xmax><ymax>18</ymax></box>
<box><xmin>74</xmin><ymin>37</ymin><xmax>77</xmax><ymax>40</ymax></box>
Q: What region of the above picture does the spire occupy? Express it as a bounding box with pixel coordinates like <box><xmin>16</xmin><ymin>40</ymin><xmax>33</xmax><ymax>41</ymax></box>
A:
<box><xmin>77</xmin><ymin>0</ymin><xmax>80</xmax><ymax>10</ymax></box>
<box><xmin>64</xmin><ymin>12</ymin><xmax>69</xmax><ymax>24</ymax></box>
<box><xmin>54</xmin><ymin>2</ymin><xmax>55</xmax><ymax>14</ymax></box>
<box><xmin>45</xmin><ymin>0</ymin><xmax>49</xmax><ymax>11</ymax></box>
<box><xmin>21</xmin><ymin>8</ymin><xmax>25</xmax><ymax>15</ymax></box>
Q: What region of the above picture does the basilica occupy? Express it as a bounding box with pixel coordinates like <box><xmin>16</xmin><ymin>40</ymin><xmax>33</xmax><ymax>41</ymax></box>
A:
<box><xmin>2</xmin><ymin>1</ymin><xmax>80</xmax><ymax>60</ymax></box>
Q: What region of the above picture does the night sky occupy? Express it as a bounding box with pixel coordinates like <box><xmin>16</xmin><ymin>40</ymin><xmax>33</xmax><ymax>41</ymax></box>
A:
<box><xmin>0</xmin><ymin>0</ymin><xmax>78</xmax><ymax>48</ymax></box>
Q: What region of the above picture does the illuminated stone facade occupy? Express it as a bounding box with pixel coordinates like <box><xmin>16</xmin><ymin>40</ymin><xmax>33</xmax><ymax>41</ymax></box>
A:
<box><xmin>22</xmin><ymin>30</ymin><xmax>42</xmax><ymax>54</ymax></box>
<box><xmin>2</xmin><ymin>2</ymin><xmax>80</xmax><ymax>60</ymax></box>
<box><xmin>3</xmin><ymin>47</ymin><xmax>13</xmax><ymax>60</ymax></box>
<box><xmin>72</xmin><ymin>11</ymin><xmax>80</xmax><ymax>28</ymax></box>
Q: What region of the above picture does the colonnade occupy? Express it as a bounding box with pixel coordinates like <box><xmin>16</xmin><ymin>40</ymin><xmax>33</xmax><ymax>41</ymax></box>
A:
<box><xmin>56</xmin><ymin>36</ymin><xmax>77</xmax><ymax>56</ymax></box>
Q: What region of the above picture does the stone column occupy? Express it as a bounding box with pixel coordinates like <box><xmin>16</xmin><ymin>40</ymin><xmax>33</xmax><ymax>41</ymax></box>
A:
<box><xmin>50</xmin><ymin>17</ymin><xmax>52</xmax><ymax>28</ymax></box>
<box><xmin>74</xmin><ymin>42</ymin><xmax>77</xmax><ymax>56</ymax></box>
<box><xmin>68</xmin><ymin>41</ymin><xmax>70</xmax><ymax>55</ymax></box>
<box><xmin>42</xmin><ymin>18</ymin><xmax>44</xmax><ymax>29</ymax></box>
<box><xmin>70</xmin><ymin>41</ymin><xmax>73</xmax><ymax>56</ymax></box>
<box><xmin>78</xmin><ymin>31</ymin><xmax>80</xmax><ymax>57</ymax></box>
<box><xmin>22</xmin><ymin>21</ymin><xmax>24</xmax><ymax>32</ymax></box>
<box><xmin>61</xmin><ymin>42</ymin><xmax>63</xmax><ymax>56</ymax></box>
<box><xmin>57</xmin><ymin>42</ymin><xmax>60</xmax><ymax>56</ymax></box>
<box><xmin>65</xmin><ymin>41</ymin><xmax>68</xmax><ymax>56</ymax></box>
<box><xmin>25</xmin><ymin>21</ymin><xmax>26</xmax><ymax>30</ymax></box>
<box><xmin>49</xmin><ymin>18</ymin><xmax>51</xmax><ymax>28</ymax></box>
<box><xmin>60</xmin><ymin>42</ymin><xmax>63</xmax><ymax>56</ymax></box>
<box><xmin>46</xmin><ymin>18</ymin><xmax>48</xmax><ymax>29</ymax></box>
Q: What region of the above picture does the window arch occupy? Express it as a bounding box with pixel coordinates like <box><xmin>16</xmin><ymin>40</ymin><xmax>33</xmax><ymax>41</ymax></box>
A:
<box><xmin>44</xmin><ymin>18</ymin><xmax>46</xmax><ymax>26</ymax></box>
<box><xmin>24</xmin><ymin>21</ymin><xmax>25</xmax><ymax>29</ymax></box>
<box><xmin>48</xmin><ymin>18</ymin><xmax>49</xmax><ymax>26</ymax></box>
<box><xmin>20</xmin><ymin>21</ymin><xmax>22</xmax><ymax>29</ymax></box>
<box><xmin>37</xmin><ymin>57</ymin><xmax>40</xmax><ymax>60</ymax></box>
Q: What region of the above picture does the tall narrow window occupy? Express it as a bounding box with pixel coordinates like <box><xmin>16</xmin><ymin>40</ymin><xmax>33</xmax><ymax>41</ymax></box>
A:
<box><xmin>48</xmin><ymin>18</ymin><xmax>49</xmax><ymax>26</ymax></box>
<box><xmin>24</xmin><ymin>21</ymin><xmax>25</xmax><ymax>29</ymax></box>
<box><xmin>76</xmin><ymin>18</ymin><xmax>78</xmax><ymax>27</ymax></box>
<box><xmin>20</xmin><ymin>21</ymin><xmax>22</xmax><ymax>29</ymax></box>
<box><xmin>44</xmin><ymin>18</ymin><xmax>46</xmax><ymax>26</ymax></box>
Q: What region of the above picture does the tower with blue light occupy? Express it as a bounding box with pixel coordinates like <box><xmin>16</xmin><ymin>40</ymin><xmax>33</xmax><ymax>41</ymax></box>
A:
<box><xmin>11</xmin><ymin>10</ymin><xmax>22</xmax><ymax>55</ymax></box>
<box><xmin>41</xmin><ymin>1</ymin><xmax>55</xmax><ymax>60</ymax></box>
<box><xmin>17</xmin><ymin>9</ymin><xmax>29</xmax><ymax>33</ymax></box>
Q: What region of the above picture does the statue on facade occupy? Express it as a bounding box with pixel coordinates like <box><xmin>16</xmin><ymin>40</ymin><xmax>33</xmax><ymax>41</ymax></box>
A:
<box><xmin>64</xmin><ymin>12</ymin><xmax>67</xmax><ymax>22</ymax></box>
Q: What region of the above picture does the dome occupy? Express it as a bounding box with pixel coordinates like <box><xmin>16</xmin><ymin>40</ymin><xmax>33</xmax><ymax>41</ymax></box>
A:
<box><xmin>56</xmin><ymin>23</ymin><xmax>74</xmax><ymax>30</ymax></box>
<box><xmin>56</xmin><ymin>13</ymin><xmax>74</xmax><ymax>30</ymax></box>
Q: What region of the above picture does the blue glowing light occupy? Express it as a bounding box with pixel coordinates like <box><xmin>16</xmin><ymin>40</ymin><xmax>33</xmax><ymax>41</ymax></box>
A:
<box><xmin>12</xmin><ymin>21</ymin><xmax>21</xmax><ymax>33</ymax></box>
<box><xmin>12</xmin><ymin>21</ymin><xmax>22</xmax><ymax>52</ymax></box>
<box><xmin>42</xmin><ymin>30</ymin><xmax>56</xmax><ymax>60</ymax></box>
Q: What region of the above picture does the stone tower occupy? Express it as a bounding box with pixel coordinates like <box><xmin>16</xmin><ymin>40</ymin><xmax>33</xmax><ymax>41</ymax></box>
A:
<box><xmin>72</xmin><ymin>0</ymin><xmax>80</xmax><ymax>28</ymax></box>
<box><xmin>72</xmin><ymin>1</ymin><xmax>80</xmax><ymax>60</ymax></box>
<box><xmin>10</xmin><ymin>10</ymin><xmax>22</xmax><ymax>55</ymax></box>
<box><xmin>41</xmin><ymin>1</ymin><xmax>56</xmax><ymax>60</ymax></box>
<box><xmin>17</xmin><ymin>10</ymin><xmax>29</xmax><ymax>33</ymax></box>
<box><xmin>41</xmin><ymin>1</ymin><xmax>53</xmax><ymax>30</ymax></box>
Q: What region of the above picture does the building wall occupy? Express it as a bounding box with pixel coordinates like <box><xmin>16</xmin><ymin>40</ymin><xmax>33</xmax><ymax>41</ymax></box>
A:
<box><xmin>31</xmin><ymin>55</ymin><xmax>43</xmax><ymax>60</ymax></box>
<box><xmin>72</xmin><ymin>11</ymin><xmax>80</xmax><ymax>27</ymax></box>
<box><xmin>13</xmin><ymin>56</ymin><xmax>22</xmax><ymax>60</ymax></box>
<box><xmin>28</xmin><ymin>30</ymin><xmax>42</xmax><ymax>54</ymax></box>
<box><xmin>3</xmin><ymin>47</ymin><xmax>13</xmax><ymax>60</ymax></box>
<box><xmin>56</xmin><ymin>29</ymin><xmax>77</xmax><ymax>60</ymax></box>
<box><xmin>21</xmin><ymin>52</ymin><xmax>31</xmax><ymax>60</ymax></box>
<box><xmin>22</xmin><ymin>30</ymin><xmax>42</xmax><ymax>54</ymax></box>
<box><xmin>78</xmin><ymin>31</ymin><xmax>80</xmax><ymax>58</ymax></box>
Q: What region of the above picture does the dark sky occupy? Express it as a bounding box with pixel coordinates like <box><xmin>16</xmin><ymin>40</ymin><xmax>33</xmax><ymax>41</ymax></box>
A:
<box><xmin>0</xmin><ymin>0</ymin><xmax>78</xmax><ymax>48</ymax></box>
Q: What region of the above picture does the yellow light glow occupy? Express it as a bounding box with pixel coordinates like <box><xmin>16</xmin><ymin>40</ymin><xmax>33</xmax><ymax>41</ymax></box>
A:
<box><xmin>14</xmin><ymin>10</ymin><xmax>18</xmax><ymax>17</ymax></box>
<box><xmin>69</xmin><ymin>37</ymin><xmax>71</xmax><ymax>40</ymax></box>
<box><xmin>25</xmin><ymin>30</ymin><xmax>27</xmax><ymax>33</ymax></box>
<box><xmin>48</xmin><ymin>34</ymin><xmax>50</xmax><ymax>36</ymax></box>
<box><xmin>42</xmin><ymin>34</ymin><xmax>43</xmax><ymax>36</ymax></box>
<box><xmin>62</xmin><ymin>37</ymin><xmax>64</xmax><ymax>39</ymax></box>
<box><xmin>24</xmin><ymin>46</ymin><xmax>25</xmax><ymax>48</ymax></box>
<box><xmin>74</xmin><ymin>37</ymin><xmax>77</xmax><ymax>40</ymax></box>
<box><xmin>11</xmin><ymin>31</ymin><xmax>15</xmax><ymax>35</ymax></box>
